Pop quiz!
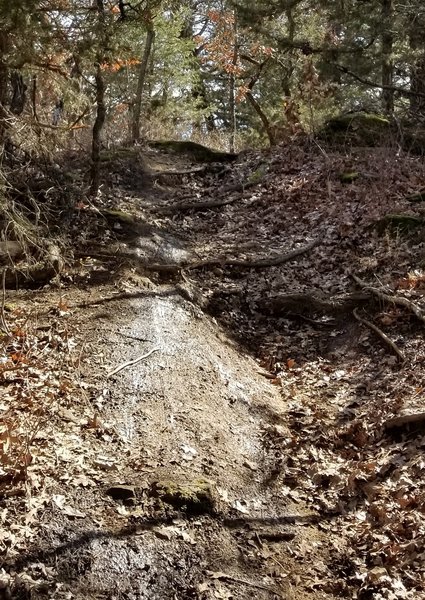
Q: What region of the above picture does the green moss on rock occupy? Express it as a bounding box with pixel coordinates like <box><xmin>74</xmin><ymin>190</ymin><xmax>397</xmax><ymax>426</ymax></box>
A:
<box><xmin>319</xmin><ymin>112</ymin><xmax>391</xmax><ymax>146</ymax></box>
<box><xmin>151</xmin><ymin>479</ymin><xmax>215</xmax><ymax>515</ymax></box>
<box><xmin>247</xmin><ymin>165</ymin><xmax>267</xmax><ymax>185</ymax></box>
<box><xmin>149</xmin><ymin>140</ymin><xmax>237</xmax><ymax>162</ymax></box>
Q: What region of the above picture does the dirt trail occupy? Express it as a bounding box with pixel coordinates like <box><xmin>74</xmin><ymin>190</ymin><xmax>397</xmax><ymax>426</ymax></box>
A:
<box><xmin>5</xmin><ymin>141</ymin><xmax>425</xmax><ymax>599</ymax></box>
<box><xmin>1</xmin><ymin>146</ymin><xmax>338</xmax><ymax>600</ymax></box>
<box><xmin>48</xmin><ymin>287</ymin><xmax>318</xmax><ymax>600</ymax></box>
<box><xmin>6</xmin><ymin>285</ymin><xmax>328</xmax><ymax>600</ymax></box>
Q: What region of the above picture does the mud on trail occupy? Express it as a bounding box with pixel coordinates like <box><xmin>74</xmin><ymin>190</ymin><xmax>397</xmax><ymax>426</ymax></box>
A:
<box><xmin>3</xmin><ymin>141</ymin><xmax>425</xmax><ymax>599</ymax></box>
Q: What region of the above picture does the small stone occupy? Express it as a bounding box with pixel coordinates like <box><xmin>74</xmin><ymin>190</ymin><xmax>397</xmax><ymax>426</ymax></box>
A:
<box><xmin>366</xmin><ymin>567</ymin><xmax>389</xmax><ymax>584</ymax></box>
<box><xmin>153</xmin><ymin>527</ymin><xmax>173</xmax><ymax>540</ymax></box>
<box><xmin>243</xmin><ymin>460</ymin><xmax>258</xmax><ymax>471</ymax></box>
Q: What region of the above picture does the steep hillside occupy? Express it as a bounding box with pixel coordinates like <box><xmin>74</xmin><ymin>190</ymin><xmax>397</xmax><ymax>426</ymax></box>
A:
<box><xmin>2</xmin><ymin>139</ymin><xmax>425</xmax><ymax>599</ymax></box>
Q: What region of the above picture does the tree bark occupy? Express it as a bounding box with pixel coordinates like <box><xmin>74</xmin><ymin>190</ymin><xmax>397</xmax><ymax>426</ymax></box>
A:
<box><xmin>89</xmin><ymin>63</ymin><xmax>106</xmax><ymax>197</ymax></box>
<box><xmin>132</xmin><ymin>11</ymin><xmax>155</xmax><ymax>144</ymax></box>
<box><xmin>0</xmin><ymin>31</ymin><xmax>9</xmax><ymax>144</ymax></box>
<box><xmin>381</xmin><ymin>0</ymin><xmax>394</xmax><ymax>115</ymax></box>
<box><xmin>246</xmin><ymin>91</ymin><xmax>275</xmax><ymax>146</ymax></box>
<box><xmin>228</xmin><ymin>14</ymin><xmax>238</xmax><ymax>153</ymax></box>
<box><xmin>409</xmin><ymin>13</ymin><xmax>425</xmax><ymax>118</ymax></box>
<box><xmin>282</xmin><ymin>7</ymin><xmax>295</xmax><ymax>96</ymax></box>
<box><xmin>242</xmin><ymin>57</ymin><xmax>274</xmax><ymax>146</ymax></box>
<box><xmin>89</xmin><ymin>0</ymin><xmax>107</xmax><ymax>197</ymax></box>
<box><xmin>10</xmin><ymin>71</ymin><xmax>26</xmax><ymax>115</ymax></box>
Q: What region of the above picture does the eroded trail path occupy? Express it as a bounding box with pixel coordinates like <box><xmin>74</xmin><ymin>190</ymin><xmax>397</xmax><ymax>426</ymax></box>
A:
<box><xmin>4</xmin><ymin>141</ymin><xmax>425</xmax><ymax>599</ymax></box>
<box><xmin>5</xmin><ymin>277</ymin><xmax>329</xmax><ymax>599</ymax></box>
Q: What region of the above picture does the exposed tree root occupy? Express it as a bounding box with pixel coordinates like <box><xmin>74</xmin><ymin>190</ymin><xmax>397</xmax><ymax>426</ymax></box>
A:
<box><xmin>154</xmin><ymin>165</ymin><xmax>207</xmax><ymax>176</ymax></box>
<box><xmin>352</xmin><ymin>274</ymin><xmax>425</xmax><ymax>325</ymax></box>
<box><xmin>353</xmin><ymin>307</ymin><xmax>405</xmax><ymax>363</ymax></box>
<box><xmin>1</xmin><ymin>263</ymin><xmax>57</xmax><ymax>289</ymax></box>
<box><xmin>266</xmin><ymin>291</ymin><xmax>370</xmax><ymax>316</ymax></box>
<box><xmin>162</xmin><ymin>178</ymin><xmax>262</xmax><ymax>212</ymax></box>
<box><xmin>147</xmin><ymin>238</ymin><xmax>322</xmax><ymax>272</ymax></box>
<box><xmin>1</xmin><ymin>243</ymin><xmax>62</xmax><ymax>289</ymax></box>
<box><xmin>78</xmin><ymin>238</ymin><xmax>321</xmax><ymax>276</ymax></box>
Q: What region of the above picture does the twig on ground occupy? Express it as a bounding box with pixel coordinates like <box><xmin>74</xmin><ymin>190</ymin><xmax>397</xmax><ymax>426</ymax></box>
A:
<box><xmin>107</xmin><ymin>347</ymin><xmax>160</xmax><ymax>378</ymax></box>
<box><xmin>209</xmin><ymin>572</ymin><xmax>275</xmax><ymax>592</ymax></box>
<box><xmin>286</xmin><ymin>312</ymin><xmax>336</xmax><ymax>327</ymax></box>
<box><xmin>353</xmin><ymin>308</ymin><xmax>405</xmax><ymax>363</ymax></box>
<box><xmin>216</xmin><ymin>237</ymin><xmax>321</xmax><ymax>269</ymax></box>
<box><xmin>118</xmin><ymin>333</ymin><xmax>153</xmax><ymax>343</ymax></box>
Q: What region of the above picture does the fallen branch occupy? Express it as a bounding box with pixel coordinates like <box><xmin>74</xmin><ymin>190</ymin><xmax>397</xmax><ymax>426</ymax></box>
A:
<box><xmin>352</xmin><ymin>274</ymin><xmax>425</xmax><ymax>325</ymax></box>
<box><xmin>168</xmin><ymin>192</ymin><xmax>244</xmax><ymax>212</ymax></box>
<box><xmin>353</xmin><ymin>308</ymin><xmax>405</xmax><ymax>363</ymax></box>
<box><xmin>107</xmin><ymin>347</ymin><xmax>160</xmax><ymax>378</ymax></box>
<box><xmin>286</xmin><ymin>313</ymin><xmax>336</xmax><ymax>327</ymax></box>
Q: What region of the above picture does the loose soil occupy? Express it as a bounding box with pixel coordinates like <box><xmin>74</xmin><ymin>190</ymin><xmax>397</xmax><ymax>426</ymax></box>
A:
<box><xmin>2</xmin><ymin>140</ymin><xmax>425</xmax><ymax>599</ymax></box>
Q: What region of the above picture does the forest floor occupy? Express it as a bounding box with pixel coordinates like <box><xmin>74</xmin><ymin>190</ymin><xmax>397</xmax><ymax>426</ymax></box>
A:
<box><xmin>2</xmin><ymin>138</ymin><xmax>425</xmax><ymax>599</ymax></box>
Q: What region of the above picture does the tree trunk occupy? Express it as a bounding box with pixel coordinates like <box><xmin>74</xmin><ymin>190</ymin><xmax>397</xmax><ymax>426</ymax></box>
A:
<box><xmin>243</xmin><ymin>57</ymin><xmax>274</xmax><ymax>146</ymax></box>
<box><xmin>410</xmin><ymin>58</ymin><xmax>425</xmax><ymax>117</ymax></box>
<box><xmin>228</xmin><ymin>15</ymin><xmax>238</xmax><ymax>153</ymax></box>
<box><xmin>89</xmin><ymin>63</ymin><xmax>106</xmax><ymax>197</ymax></box>
<box><xmin>381</xmin><ymin>0</ymin><xmax>394</xmax><ymax>115</ymax></box>
<box><xmin>282</xmin><ymin>7</ymin><xmax>295</xmax><ymax>97</ymax></box>
<box><xmin>246</xmin><ymin>91</ymin><xmax>275</xmax><ymax>146</ymax></box>
<box><xmin>192</xmin><ymin>78</ymin><xmax>215</xmax><ymax>133</ymax></box>
<box><xmin>89</xmin><ymin>0</ymin><xmax>107</xmax><ymax>197</ymax></box>
<box><xmin>409</xmin><ymin>13</ymin><xmax>425</xmax><ymax>118</ymax></box>
<box><xmin>182</xmin><ymin>5</ymin><xmax>215</xmax><ymax>135</ymax></box>
<box><xmin>0</xmin><ymin>31</ymin><xmax>9</xmax><ymax>144</ymax></box>
<box><xmin>10</xmin><ymin>71</ymin><xmax>26</xmax><ymax>115</ymax></box>
<box><xmin>132</xmin><ymin>14</ymin><xmax>155</xmax><ymax>144</ymax></box>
